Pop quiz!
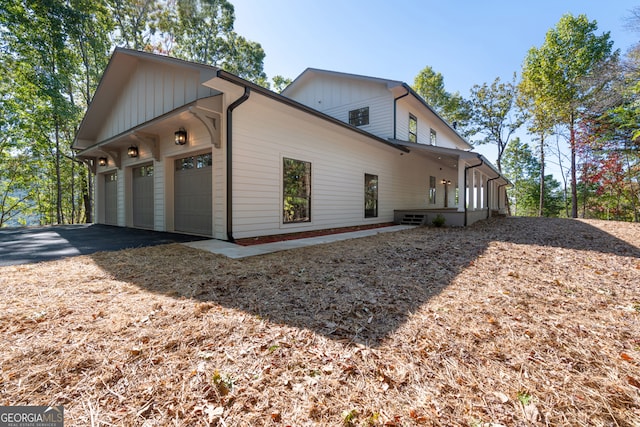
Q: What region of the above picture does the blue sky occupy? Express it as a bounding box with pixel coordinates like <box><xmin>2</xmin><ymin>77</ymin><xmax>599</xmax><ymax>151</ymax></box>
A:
<box><xmin>232</xmin><ymin>0</ymin><xmax>638</xmax><ymax>94</ymax></box>
<box><xmin>230</xmin><ymin>1</ymin><xmax>638</xmax><ymax>170</ymax></box>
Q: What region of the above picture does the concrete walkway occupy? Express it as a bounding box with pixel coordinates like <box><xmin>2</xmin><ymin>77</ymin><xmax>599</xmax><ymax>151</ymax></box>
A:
<box><xmin>182</xmin><ymin>225</ymin><xmax>414</xmax><ymax>259</ymax></box>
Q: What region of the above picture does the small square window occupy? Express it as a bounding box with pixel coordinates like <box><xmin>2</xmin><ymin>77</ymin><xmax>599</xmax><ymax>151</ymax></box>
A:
<box><xmin>349</xmin><ymin>107</ymin><xmax>369</xmax><ymax>127</ymax></box>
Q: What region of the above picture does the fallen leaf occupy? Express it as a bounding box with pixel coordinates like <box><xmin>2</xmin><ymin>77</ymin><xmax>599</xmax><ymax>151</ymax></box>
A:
<box><xmin>523</xmin><ymin>403</ymin><xmax>539</xmax><ymax>422</ymax></box>
<box><xmin>628</xmin><ymin>376</ymin><xmax>640</xmax><ymax>389</ymax></box>
<box><xmin>493</xmin><ymin>391</ymin><xmax>509</xmax><ymax>403</ymax></box>
<box><xmin>621</xmin><ymin>353</ymin><xmax>634</xmax><ymax>362</ymax></box>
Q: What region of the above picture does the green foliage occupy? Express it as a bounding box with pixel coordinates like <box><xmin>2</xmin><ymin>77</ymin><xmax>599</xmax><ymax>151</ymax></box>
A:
<box><xmin>520</xmin><ymin>13</ymin><xmax>616</xmax><ymax>218</ymax></box>
<box><xmin>412</xmin><ymin>66</ymin><xmax>473</xmax><ymax>137</ymax></box>
<box><xmin>271</xmin><ymin>75</ymin><xmax>293</xmax><ymax>93</ymax></box>
<box><xmin>503</xmin><ymin>138</ymin><xmax>563</xmax><ymax>217</ymax></box>
<box><xmin>469</xmin><ymin>75</ymin><xmax>525</xmax><ymax>172</ymax></box>
<box><xmin>0</xmin><ymin>0</ymin><xmax>269</xmax><ymax>226</ymax></box>
<box><xmin>431</xmin><ymin>214</ymin><xmax>446</xmax><ymax>227</ymax></box>
<box><xmin>159</xmin><ymin>0</ymin><xmax>267</xmax><ymax>85</ymax></box>
<box><xmin>517</xmin><ymin>391</ymin><xmax>532</xmax><ymax>406</ymax></box>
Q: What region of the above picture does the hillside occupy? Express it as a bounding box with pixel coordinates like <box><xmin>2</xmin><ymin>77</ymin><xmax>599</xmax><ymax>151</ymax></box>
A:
<box><xmin>1</xmin><ymin>217</ymin><xmax>639</xmax><ymax>426</ymax></box>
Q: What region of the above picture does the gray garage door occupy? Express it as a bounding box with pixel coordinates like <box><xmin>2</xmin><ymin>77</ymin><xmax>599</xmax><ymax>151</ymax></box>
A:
<box><xmin>174</xmin><ymin>153</ymin><xmax>212</xmax><ymax>235</ymax></box>
<box><xmin>104</xmin><ymin>172</ymin><xmax>118</xmax><ymax>225</ymax></box>
<box><xmin>133</xmin><ymin>164</ymin><xmax>154</xmax><ymax>229</ymax></box>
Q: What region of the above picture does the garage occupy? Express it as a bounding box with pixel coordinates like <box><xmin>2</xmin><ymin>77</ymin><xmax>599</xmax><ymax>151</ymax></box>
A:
<box><xmin>174</xmin><ymin>153</ymin><xmax>212</xmax><ymax>236</ymax></box>
<box><xmin>132</xmin><ymin>164</ymin><xmax>154</xmax><ymax>229</ymax></box>
<box><xmin>104</xmin><ymin>172</ymin><xmax>118</xmax><ymax>225</ymax></box>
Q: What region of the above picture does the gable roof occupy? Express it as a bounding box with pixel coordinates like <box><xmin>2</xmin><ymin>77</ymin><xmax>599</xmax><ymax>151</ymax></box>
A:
<box><xmin>283</xmin><ymin>68</ymin><xmax>473</xmax><ymax>150</ymax></box>
<box><xmin>73</xmin><ymin>48</ymin><xmax>220</xmax><ymax>150</ymax></box>
<box><xmin>282</xmin><ymin>67</ymin><xmax>405</xmax><ymax>95</ymax></box>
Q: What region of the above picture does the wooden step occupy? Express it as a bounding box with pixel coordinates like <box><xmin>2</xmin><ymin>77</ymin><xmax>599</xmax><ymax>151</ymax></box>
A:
<box><xmin>400</xmin><ymin>213</ymin><xmax>426</xmax><ymax>225</ymax></box>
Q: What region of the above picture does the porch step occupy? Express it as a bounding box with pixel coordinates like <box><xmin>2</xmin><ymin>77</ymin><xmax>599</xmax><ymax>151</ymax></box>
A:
<box><xmin>400</xmin><ymin>213</ymin><xmax>427</xmax><ymax>225</ymax></box>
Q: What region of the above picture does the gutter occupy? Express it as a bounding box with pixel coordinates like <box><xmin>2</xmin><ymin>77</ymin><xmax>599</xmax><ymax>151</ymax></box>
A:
<box><xmin>464</xmin><ymin>155</ymin><xmax>484</xmax><ymax>226</ymax></box>
<box><xmin>224</xmin><ymin>85</ymin><xmax>251</xmax><ymax>242</ymax></box>
<box><xmin>393</xmin><ymin>90</ymin><xmax>410</xmax><ymax>139</ymax></box>
<box><xmin>214</xmin><ymin>70</ymin><xmax>408</xmax><ymax>154</ymax></box>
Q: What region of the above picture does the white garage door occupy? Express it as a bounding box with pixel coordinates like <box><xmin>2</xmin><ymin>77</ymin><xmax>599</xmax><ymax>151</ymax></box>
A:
<box><xmin>174</xmin><ymin>153</ymin><xmax>212</xmax><ymax>236</ymax></box>
<box><xmin>104</xmin><ymin>172</ymin><xmax>118</xmax><ymax>225</ymax></box>
<box><xmin>133</xmin><ymin>164</ymin><xmax>154</xmax><ymax>229</ymax></box>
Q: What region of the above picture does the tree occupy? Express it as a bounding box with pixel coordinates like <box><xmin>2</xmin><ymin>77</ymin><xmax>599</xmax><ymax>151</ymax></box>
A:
<box><xmin>0</xmin><ymin>0</ymin><xmax>85</xmax><ymax>225</ymax></box>
<box><xmin>271</xmin><ymin>75</ymin><xmax>292</xmax><ymax>93</ymax></box>
<box><xmin>468</xmin><ymin>75</ymin><xmax>525</xmax><ymax>173</ymax></box>
<box><xmin>107</xmin><ymin>0</ymin><xmax>160</xmax><ymax>50</ymax></box>
<box><xmin>412</xmin><ymin>66</ymin><xmax>473</xmax><ymax>137</ymax></box>
<box><xmin>520</xmin><ymin>14</ymin><xmax>615</xmax><ymax>218</ymax></box>
<box><xmin>161</xmin><ymin>0</ymin><xmax>267</xmax><ymax>85</ymax></box>
<box><xmin>502</xmin><ymin>138</ymin><xmax>538</xmax><ymax>215</ymax></box>
<box><xmin>502</xmin><ymin>138</ymin><xmax>563</xmax><ymax>217</ymax></box>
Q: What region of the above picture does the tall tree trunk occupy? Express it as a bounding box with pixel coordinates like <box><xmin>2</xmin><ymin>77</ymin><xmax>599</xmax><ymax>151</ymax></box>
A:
<box><xmin>55</xmin><ymin>119</ymin><xmax>62</xmax><ymax>224</ymax></box>
<box><xmin>570</xmin><ymin>112</ymin><xmax>578</xmax><ymax>218</ymax></box>
<box><xmin>539</xmin><ymin>134</ymin><xmax>545</xmax><ymax>217</ymax></box>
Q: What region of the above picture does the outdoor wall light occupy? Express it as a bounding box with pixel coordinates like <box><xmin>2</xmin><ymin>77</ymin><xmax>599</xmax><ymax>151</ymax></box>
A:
<box><xmin>127</xmin><ymin>145</ymin><xmax>139</xmax><ymax>158</ymax></box>
<box><xmin>98</xmin><ymin>157</ymin><xmax>108</xmax><ymax>167</ymax></box>
<box><xmin>174</xmin><ymin>128</ymin><xmax>187</xmax><ymax>145</ymax></box>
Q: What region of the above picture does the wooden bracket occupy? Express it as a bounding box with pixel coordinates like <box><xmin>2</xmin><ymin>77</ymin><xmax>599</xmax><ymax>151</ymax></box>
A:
<box><xmin>189</xmin><ymin>106</ymin><xmax>221</xmax><ymax>148</ymax></box>
<box><xmin>132</xmin><ymin>131</ymin><xmax>160</xmax><ymax>161</ymax></box>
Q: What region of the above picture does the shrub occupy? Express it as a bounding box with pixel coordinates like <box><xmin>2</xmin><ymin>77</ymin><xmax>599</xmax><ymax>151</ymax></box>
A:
<box><xmin>432</xmin><ymin>214</ymin><xmax>446</xmax><ymax>227</ymax></box>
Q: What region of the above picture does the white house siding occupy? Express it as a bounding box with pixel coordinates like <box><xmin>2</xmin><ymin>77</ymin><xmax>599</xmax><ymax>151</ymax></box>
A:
<box><xmin>229</xmin><ymin>93</ymin><xmax>445</xmax><ymax>239</ymax></box>
<box><xmin>96</xmin><ymin>61</ymin><xmax>214</xmax><ymax>143</ymax></box>
<box><xmin>285</xmin><ymin>75</ymin><xmax>395</xmax><ymax>140</ymax></box>
<box><xmin>395</xmin><ymin>100</ymin><xmax>463</xmax><ymax>149</ymax></box>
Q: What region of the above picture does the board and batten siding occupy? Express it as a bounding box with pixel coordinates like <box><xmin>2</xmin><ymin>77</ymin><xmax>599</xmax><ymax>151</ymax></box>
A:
<box><xmin>229</xmin><ymin>93</ymin><xmax>439</xmax><ymax>239</ymax></box>
<box><xmin>395</xmin><ymin>100</ymin><xmax>464</xmax><ymax>149</ymax></box>
<box><xmin>96</xmin><ymin>61</ymin><xmax>214</xmax><ymax>143</ymax></box>
<box><xmin>286</xmin><ymin>74</ymin><xmax>395</xmax><ymax>140</ymax></box>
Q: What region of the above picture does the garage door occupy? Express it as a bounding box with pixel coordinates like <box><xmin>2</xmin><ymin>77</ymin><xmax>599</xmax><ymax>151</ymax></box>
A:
<box><xmin>174</xmin><ymin>153</ymin><xmax>212</xmax><ymax>235</ymax></box>
<box><xmin>133</xmin><ymin>164</ymin><xmax>154</xmax><ymax>229</ymax></box>
<box><xmin>104</xmin><ymin>172</ymin><xmax>118</xmax><ymax>225</ymax></box>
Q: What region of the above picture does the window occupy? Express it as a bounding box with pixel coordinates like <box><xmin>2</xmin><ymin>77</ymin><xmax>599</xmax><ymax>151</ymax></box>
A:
<box><xmin>409</xmin><ymin>114</ymin><xmax>417</xmax><ymax>142</ymax></box>
<box><xmin>349</xmin><ymin>107</ymin><xmax>369</xmax><ymax>126</ymax></box>
<box><xmin>283</xmin><ymin>158</ymin><xmax>311</xmax><ymax>223</ymax></box>
<box><xmin>137</xmin><ymin>165</ymin><xmax>154</xmax><ymax>177</ymax></box>
<box><xmin>175</xmin><ymin>154</ymin><xmax>212</xmax><ymax>171</ymax></box>
<box><xmin>429</xmin><ymin>176</ymin><xmax>436</xmax><ymax>204</ymax></box>
<box><xmin>364</xmin><ymin>173</ymin><xmax>378</xmax><ymax>218</ymax></box>
<box><xmin>430</xmin><ymin>128</ymin><xmax>437</xmax><ymax>146</ymax></box>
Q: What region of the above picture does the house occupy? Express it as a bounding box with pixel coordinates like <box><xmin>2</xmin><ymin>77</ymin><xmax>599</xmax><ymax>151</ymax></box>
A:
<box><xmin>73</xmin><ymin>48</ymin><xmax>509</xmax><ymax>241</ymax></box>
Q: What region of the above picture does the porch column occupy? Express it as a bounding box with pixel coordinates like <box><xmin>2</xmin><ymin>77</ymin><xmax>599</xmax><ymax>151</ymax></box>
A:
<box><xmin>477</xmin><ymin>173</ymin><xmax>484</xmax><ymax>209</ymax></box>
<box><xmin>457</xmin><ymin>158</ymin><xmax>465</xmax><ymax>212</ymax></box>
<box><xmin>471</xmin><ymin>169</ymin><xmax>477</xmax><ymax>209</ymax></box>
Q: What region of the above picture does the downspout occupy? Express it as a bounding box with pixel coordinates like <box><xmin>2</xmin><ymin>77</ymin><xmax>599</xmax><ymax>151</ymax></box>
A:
<box><xmin>393</xmin><ymin>90</ymin><xmax>410</xmax><ymax>139</ymax></box>
<box><xmin>225</xmin><ymin>86</ymin><xmax>251</xmax><ymax>242</ymax></box>
<box><xmin>486</xmin><ymin>175</ymin><xmax>501</xmax><ymax>219</ymax></box>
<box><xmin>464</xmin><ymin>155</ymin><xmax>484</xmax><ymax>226</ymax></box>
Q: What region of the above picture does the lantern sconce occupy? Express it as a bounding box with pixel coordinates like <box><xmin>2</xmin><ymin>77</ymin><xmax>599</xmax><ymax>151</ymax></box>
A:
<box><xmin>174</xmin><ymin>128</ymin><xmax>187</xmax><ymax>145</ymax></box>
<box><xmin>98</xmin><ymin>157</ymin><xmax>108</xmax><ymax>167</ymax></box>
<box><xmin>127</xmin><ymin>145</ymin><xmax>139</xmax><ymax>158</ymax></box>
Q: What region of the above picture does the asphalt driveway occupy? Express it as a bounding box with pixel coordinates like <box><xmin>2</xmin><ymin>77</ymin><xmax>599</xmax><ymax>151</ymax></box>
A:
<box><xmin>0</xmin><ymin>224</ymin><xmax>207</xmax><ymax>267</ymax></box>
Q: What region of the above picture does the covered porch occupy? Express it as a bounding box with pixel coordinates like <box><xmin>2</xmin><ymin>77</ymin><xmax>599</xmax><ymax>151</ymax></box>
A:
<box><xmin>390</xmin><ymin>140</ymin><xmax>510</xmax><ymax>227</ymax></box>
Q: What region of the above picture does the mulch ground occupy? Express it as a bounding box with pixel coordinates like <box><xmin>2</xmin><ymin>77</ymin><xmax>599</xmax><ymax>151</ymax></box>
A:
<box><xmin>0</xmin><ymin>217</ymin><xmax>639</xmax><ymax>426</ymax></box>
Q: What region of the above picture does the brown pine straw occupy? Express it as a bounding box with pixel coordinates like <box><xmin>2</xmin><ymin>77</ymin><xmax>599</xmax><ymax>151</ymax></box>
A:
<box><xmin>1</xmin><ymin>217</ymin><xmax>639</xmax><ymax>426</ymax></box>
